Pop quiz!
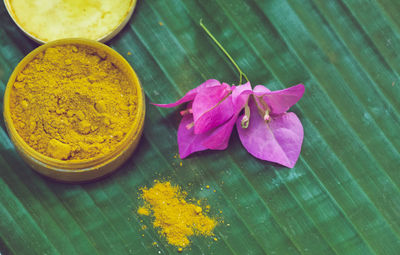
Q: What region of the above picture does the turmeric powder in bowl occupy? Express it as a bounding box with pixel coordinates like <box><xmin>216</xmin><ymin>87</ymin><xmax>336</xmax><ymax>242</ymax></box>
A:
<box><xmin>4</xmin><ymin>39</ymin><xmax>145</xmax><ymax>182</ymax></box>
<box><xmin>10</xmin><ymin>44</ymin><xmax>136</xmax><ymax>160</ymax></box>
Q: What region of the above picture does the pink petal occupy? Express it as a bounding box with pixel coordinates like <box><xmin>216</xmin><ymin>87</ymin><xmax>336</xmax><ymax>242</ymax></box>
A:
<box><xmin>232</xmin><ymin>82</ymin><xmax>253</xmax><ymax>112</ymax></box>
<box><xmin>253</xmin><ymin>85</ymin><xmax>271</xmax><ymax>94</ymax></box>
<box><xmin>192</xmin><ymin>83</ymin><xmax>234</xmax><ymax>134</ymax></box>
<box><xmin>201</xmin><ymin>113</ymin><xmax>238</xmax><ymax>150</ymax></box>
<box><xmin>153</xmin><ymin>79</ymin><xmax>221</xmax><ymax>108</ymax></box>
<box><xmin>177</xmin><ymin>113</ymin><xmax>237</xmax><ymax>158</ymax></box>
<box><xmin>177</xmin><ymin>114</ymin><xmax>208</xmax><ymax>158</ymax></box>
<box><xmin>237</xmin><ymin>98</ymin><xmax>304</xmax><ymax>168</ymax></box>
<box><xmin>254</xmin><ymin>84</ymin><xmax>305</xmax><ymax>115</ymax></box>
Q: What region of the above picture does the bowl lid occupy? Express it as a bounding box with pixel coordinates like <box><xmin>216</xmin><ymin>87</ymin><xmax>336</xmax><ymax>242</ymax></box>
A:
<box><xmin>4</xmin><ymin>0</ymin><xmax>136</xmax><ymax>43</ymax></box>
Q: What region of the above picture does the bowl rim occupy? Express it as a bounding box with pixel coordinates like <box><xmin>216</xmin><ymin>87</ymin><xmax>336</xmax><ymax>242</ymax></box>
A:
<box><xmin>3</xmin><ymin>0</ymin><xmax>137</xmax><ymax>44</ymax></box>
<box><xmin>3</xmin><ymin>38</ymin><xmax>145</xmax><ymax>171</ymax></box>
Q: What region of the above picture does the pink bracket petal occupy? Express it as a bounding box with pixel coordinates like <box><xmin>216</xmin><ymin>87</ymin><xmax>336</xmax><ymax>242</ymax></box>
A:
<box><xmin>192</xmin><ymin>83</ymin><xmax>234</xmax><ymax>134</ymax></box>
<box><xmin>253</xmin><ymin>84</ymin><xmax>304</xmax><ymax>115</ymax></box>
<box><xmin>237</xmin><ymin>98</ymin><xmax>304</xmax><ymax>168</ymax></box>
<box><xmin>153</xmin><ymin>79</ymin><xmax>221</xmax><ymax>108</ymax></box>
<box><xmin>177</xmin><ymin>115</ymin><xmax>208</xmax><ymax>158</ymax></box>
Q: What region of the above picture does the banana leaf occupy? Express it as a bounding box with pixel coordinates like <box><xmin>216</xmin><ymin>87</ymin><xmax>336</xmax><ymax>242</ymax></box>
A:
<box><xmin>1</xmin><ymin>0</ymin><xmax>400</xmax><ymax>254</ymax></box>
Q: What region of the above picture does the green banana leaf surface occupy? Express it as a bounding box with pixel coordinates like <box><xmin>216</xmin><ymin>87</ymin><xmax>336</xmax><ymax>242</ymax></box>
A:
<box><xmin>1</xmin><ymin>0</ymin><xmax>400</xmax><ymax>254</ymax></box>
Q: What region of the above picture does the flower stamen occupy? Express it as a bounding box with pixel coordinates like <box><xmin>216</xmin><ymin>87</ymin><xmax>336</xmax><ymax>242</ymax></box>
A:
<box><xmin>263</xmin><ymin>109</ymin><xmax>270</xmax><ymax>121</ymax></box>
<box><xmin>253</xmin><ymin>95</ymin><xmax>271</xmax><ymax>123</ymax></box>
<box><xmin>180</xmin><ymin>108</ymin><xmax>193</xmax><ymax>116</ymax></box>
<box><xmin>186</xmin><ymin>122</ymin><xmax>194</xmax><ymax>130</ymax></box>
<box><xmin>241</xmin><ymin>103</ymin><xmax>250</xmax><ymax>128</ymax></box>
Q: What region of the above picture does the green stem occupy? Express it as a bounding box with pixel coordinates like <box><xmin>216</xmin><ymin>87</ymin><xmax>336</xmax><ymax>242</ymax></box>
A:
<box><xmin>200</xmin><ymin>19</ymin><xmax>249</xmax><ymax>85</ymax></box>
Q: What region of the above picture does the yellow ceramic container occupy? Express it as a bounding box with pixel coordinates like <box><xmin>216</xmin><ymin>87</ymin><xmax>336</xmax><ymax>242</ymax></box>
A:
<box><xmin>3</xmin><ymin>38</ymin><xmax>145</xmax><ymax>182</ymax></box>
<box><xmin>4</xmin><ymin>0</ymin><xmax>137</xmax><ymax>43</ymax></box>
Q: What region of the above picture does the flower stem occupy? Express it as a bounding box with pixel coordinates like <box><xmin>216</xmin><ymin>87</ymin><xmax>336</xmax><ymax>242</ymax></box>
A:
<box><xmin>200</xmin><ymin>19</ymin><xmax>249</xmax><ymax>85</ymax></box>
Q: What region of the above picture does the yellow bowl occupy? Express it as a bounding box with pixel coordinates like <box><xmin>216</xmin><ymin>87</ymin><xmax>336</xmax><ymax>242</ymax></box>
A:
<box><xmin>4</xmin><ymin>0</ymin><xmax>137</xmax><ymax>44</ymax></box>
<box><xmin>3</xmin><ymin>38</ymin><xmax>145</xmax><ymax>182</ymax></box>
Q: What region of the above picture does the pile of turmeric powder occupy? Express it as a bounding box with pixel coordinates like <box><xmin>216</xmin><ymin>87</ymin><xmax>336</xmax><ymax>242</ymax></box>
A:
<box><xmin>138</xmin><ymin>181</ymin><xmax>217</xmax><ymax>248</ymax></box>
<box><xmin>9</xmin><ymin>44</ymin><xmax>137</xmax><ymax>160</ymax></box>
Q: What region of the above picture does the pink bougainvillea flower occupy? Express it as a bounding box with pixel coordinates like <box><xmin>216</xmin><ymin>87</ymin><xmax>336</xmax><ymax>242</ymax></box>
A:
<box><xmin>154</xmin><ymin>80</ymin><xmax>252</xmax><ymax>158</ymax></box>
<box><xmin>153</xmin><ymin>81</ymin><xmax>304</xmax><ymax>166</ymax></box>
<box><xmin>154</xmin><ymin>21</ymin><xmax>305</xmax><ymax>167</ymax></box>
<box><xmin>236</xmin><ymin>84</ymin><xmax>305</xmax><ymax>168</ymax></box>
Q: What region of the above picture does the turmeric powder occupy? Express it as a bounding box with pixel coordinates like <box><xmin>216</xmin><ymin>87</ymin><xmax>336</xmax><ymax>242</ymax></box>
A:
<box><xmin>138</xmin><ymin>181</ymin><xmax>217</xmax><ymax>248</ymax></box>
<box><xmin>9</xmin><ymin>44</ymin><xmax>137</xmax><ymax>160</ymax></box>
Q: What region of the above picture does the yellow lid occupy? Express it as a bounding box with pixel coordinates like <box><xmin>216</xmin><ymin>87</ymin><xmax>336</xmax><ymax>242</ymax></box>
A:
<box><xmin>5</xmin><ymin>0</ymin><xmax>136</xmax><ymax>43</ymax></box>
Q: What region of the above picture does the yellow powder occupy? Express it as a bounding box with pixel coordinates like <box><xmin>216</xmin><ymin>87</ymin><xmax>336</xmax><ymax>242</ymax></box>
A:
<box><xmin>137</xmin><ymin>207</ymin><xmax>150</xmax><ymax>216</ymax></box>
<box><xmin>137</xmin><ymin>181</ymin><xmax>217</xmax><ymax>247</ymax></box>
<box><xmin>10</xmin><ymin>44</ymin><xmax>137</xmax><ymax>160</ymax></box>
